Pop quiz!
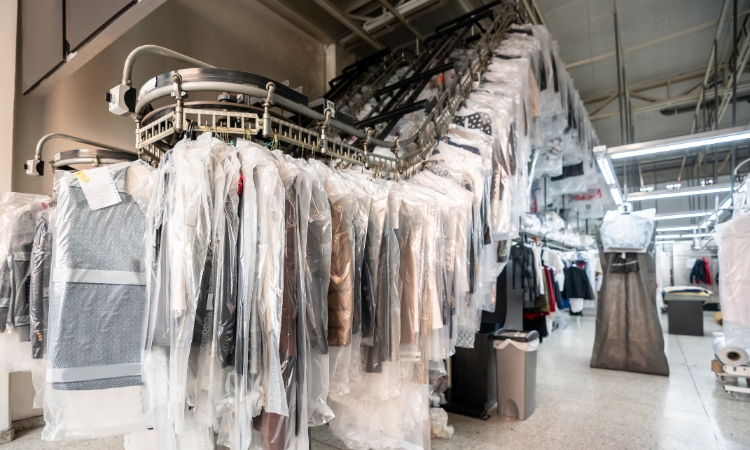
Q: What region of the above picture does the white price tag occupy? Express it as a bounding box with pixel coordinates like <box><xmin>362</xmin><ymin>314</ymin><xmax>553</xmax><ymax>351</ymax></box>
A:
<box><xmin>76</xmin><ymin>168</ymin><xmax>122</xmax><ymax>210</ymax></box>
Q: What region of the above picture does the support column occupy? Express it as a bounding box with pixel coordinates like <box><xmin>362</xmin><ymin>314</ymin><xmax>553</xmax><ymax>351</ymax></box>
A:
<box><xmin>0</xmin><ymin>0</ymin><xmax>18</xmax><ymax>193</ymax></box>
<box><xmin>0</xmin><ymin>0</ymin><xmax>18</xmax><ymax>441</ymax></box>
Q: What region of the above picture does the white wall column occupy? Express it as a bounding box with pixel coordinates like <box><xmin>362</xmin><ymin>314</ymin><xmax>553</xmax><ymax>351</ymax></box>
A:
<box><xmin>0</xmin><ymin>0</ymin><xmax>18</xmax><ymax>193</ymax></box>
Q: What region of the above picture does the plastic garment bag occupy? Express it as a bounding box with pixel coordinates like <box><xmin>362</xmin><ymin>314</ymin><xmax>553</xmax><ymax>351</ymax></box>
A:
<box><xmin>309</xmin><ymin>160</ymin><xmax>357</xmax><ymax>397</ymax></box>
<box><xmin>600</xmin><ymin>208</ymin><xmax>655</xmax><ymax>253</ymax></box>
<box><xmin>236</xmin><ymin>140</ymin><xmax>288</xmax><ymax>449</ymax></box>
<box><xmin>406</xmin><ymin>178</ymin><xmax>454</xmax><ymax>362</ymax></box>
<box><xmin>43</xmin><ymin>162</ymin><xmax>152</xmax><ymax>441</ymax></box>
<box><xmin>193</xmin><ymin>140</ymin><xmax>242</xmax><ymax>448</ymax></box>
<box><xmin>30</xmin><ymin>209</ymin><xmax>53</xmax><ymax>359</ymax></box>
<box><xmin>296</xmin><ymin>161</ymin><xmax>334</xmax><ymax>427</ymax></box>
<box><xmin>0</xmin><ymin>193</ymin><xmax>48</xmax><ymax>356</ymax></box>
<box><xmin>143</xmin><ymin>134</ymin><xmax>214</xmax><ymax>448</ymax></box>
<box><xmin>344</xmin><ymin>176</ymin><xmax>371</xmax><ymax>384</ymax></box>
<box><xmin>715</xmin><ymin>213</ymin><xmax>750</xmax><ymax>349</ymax></box>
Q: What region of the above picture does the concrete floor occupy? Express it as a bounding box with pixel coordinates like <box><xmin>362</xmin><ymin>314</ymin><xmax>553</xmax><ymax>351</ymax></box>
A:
<box><xmin>5</xmin><ymin>312</ymin><xmax>749</xmax><ymax>449</ymax></box>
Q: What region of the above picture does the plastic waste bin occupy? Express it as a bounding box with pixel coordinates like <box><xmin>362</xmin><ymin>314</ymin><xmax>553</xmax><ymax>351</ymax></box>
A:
<box><xmin>492</xmin><ymin>329</ymin><xmax>539</xmax><ymax>420</ymax></box>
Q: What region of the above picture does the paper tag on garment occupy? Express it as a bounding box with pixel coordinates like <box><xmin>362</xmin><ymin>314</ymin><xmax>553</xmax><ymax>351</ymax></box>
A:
<box><xmin>76</xmin><ymin>168</ymin><xmax>122</xmax><ymax>210</ymax></box>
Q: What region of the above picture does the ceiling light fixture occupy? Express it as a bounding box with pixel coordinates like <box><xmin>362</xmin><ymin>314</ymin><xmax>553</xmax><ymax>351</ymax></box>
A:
<box><xmin>627</xmin><ymin>184</ymin><xmax>731</xmax><ymax>201</ymax></box>
<box><xmin>610</xmin><ymin>187</ymin><xmax>623</xmax><ymax>205</ymax></box>
<box><xmin>606</xmin><ymin>125</ymin><xmax>750</xmax><ymax>160</ymax></box>
<box><xmin>654</xmin><ymin>211</ymin><xmax>712</xmax><ymax>221</ymax></box>
<box><xmin>656</xmin><ymin>225</ymin><xmax>699</xmax><ymax>232</ymax></box>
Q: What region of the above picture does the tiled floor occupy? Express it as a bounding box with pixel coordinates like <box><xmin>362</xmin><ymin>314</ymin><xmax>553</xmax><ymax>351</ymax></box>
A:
<box><xmin>6</xmin><ymin>312</ymin><xmax>749</xmax><ymax>449</ymax></box>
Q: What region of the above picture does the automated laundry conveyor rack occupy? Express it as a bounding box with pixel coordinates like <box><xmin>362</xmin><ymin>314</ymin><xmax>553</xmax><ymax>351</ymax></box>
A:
<box><xmin>25</xmin><ymin>133</ymin><xmax>138</xmax><ymax>177</ymax></box>
<box><xmin>106</xmin><ymin>2</ymin><xmax>517</xmax><ymax>177</ymax></box>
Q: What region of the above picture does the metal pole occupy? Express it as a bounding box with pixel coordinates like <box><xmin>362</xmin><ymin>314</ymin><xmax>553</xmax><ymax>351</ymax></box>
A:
<box><xmin>612</xmin><ymin>1</ymin><xmax>626</xmax><ymax>145</ymax></box>
<box><xmin>732</xmin><ymin>0</ymin><xmax>738</xmax><ymax>204</ymax></box>
<box><xmin>714</xmin><ymin>40</ymin><xmax>719</xmax><ymax>130</ymax></box>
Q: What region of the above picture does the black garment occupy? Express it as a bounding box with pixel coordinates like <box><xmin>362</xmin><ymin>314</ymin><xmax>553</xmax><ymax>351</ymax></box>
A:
<box><xmin>452</xmin><ymin>112</ymin><xmax>493</xmax><ymax>136</ymax></box>
<box><xmin>689</xmin><ymin>259</ymin><xmax>708</xmax><ymax>284</ymax></box>
<box><xmin>523</xmin><ymin>316</ymin><xmax>548</xmax><ymax>343</ymax></box>
<box><xmin>611</xmin><ymin>253</ymin><xmax>639</xmax><ymax>274</ymax></box>
<box><xmin>510</xmin><ymin>244</ymin><xmax>539</xmax><ymax>309</ymax></box>
<box><xmin>360</xmin><ymin>257</ymin><xmax>374</xmax><ymax>341</ymax></box>
<box><xmin>550</xmin><ymin>162</ymin><xmax>584</xmax><ymax>181</ymax></box>
<box><xmin>217</xmin><ymin>192</ymin><xmax>240</xmax><ymax>368</ymax></box>
<box><xmin>562</xmin><ymin>266</ymin><xmax>594</xmax><ymax>300</ymax></box>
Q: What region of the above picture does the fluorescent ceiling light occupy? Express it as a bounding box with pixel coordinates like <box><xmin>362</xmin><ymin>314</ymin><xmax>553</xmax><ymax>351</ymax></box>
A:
<box><xmin>597</xmin><ymin>156</ymin><xmax>616</xmax><ymax>185</ymax></box>
<box><xmin>608</xmin><ymin>125</ymin><xmax>750</xmax><ymax>160</ymax></box>
<box><xmin>656</xmin><ymin>234</ymin><xmax>681</xmax><ymax>239</ymax></box>
<box><xmin>627</xmin><ymin>184</ymin><xmax>731</xmax><ymax>201</ymax></box>
<box><xmin>610</xmin><ymin>187</ymin><xmax>623</xmax><ymax>205</ymax></box>
<box><xmin>654</xmin><ymin>211</ymin><xmax>711</xmax><ymax>221</ymax></box>
<box><xmin>656</xmin><ymin>225</ymin><xmax>699</xmax><ymax>232</ymax></box>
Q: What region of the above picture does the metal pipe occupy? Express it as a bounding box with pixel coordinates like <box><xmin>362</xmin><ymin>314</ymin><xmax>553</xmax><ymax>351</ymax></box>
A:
<box><xmin>310</xmin><ymin>0</ymin><xmax>385</xmax><ymax>50</ymax></box>
<box><xmin>713</xmin><ymin>41</ymin><xmax>719</xmax><ymax>130</ymax></box>
<box><xmin>52</xmin><ymin>157</ymin><xmax>135</xmax><ymax>169</ymax></box>
<box><xmin>732</xmin><ymin>0</ymin><xmax>738</xmax><ymax>204</ymax></box>
<box><xmin>35</xmin><ymin>133</ymin><xmax>136</xmax><ymax>161</ymax></box>
<box><xmin>732</xmin><ymin>156</ymin><xmax>750</xmax><ymax>176</ymax></box>
<box><xmin>612</xmin><ymin>1</ymin><xmax>626</xmax><ymax>145</ymax></box>
<box><xmin>122</xmin><ymin>45</ymin><xmax>214</xmax><ymax>86</ymax></box>
<box><xmin>377</xmin><ymin>0</ymin><xmax>424</xmax><ymax>41</ymax></box>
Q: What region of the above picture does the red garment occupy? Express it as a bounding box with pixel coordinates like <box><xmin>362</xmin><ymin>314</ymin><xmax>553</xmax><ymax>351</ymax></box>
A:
<box><xmin>703</xmin><ymin>257</ymin><xmax>712</xmax><ymax>286</ymax></box>
<box><xmin>544</xmin><ymin>267</ymin><xmax>557</xmax><ymax>312</ymax></box>
<box><xmin>523</xmin><ymin>311</ymin><xmax>548</xmax><ymax>320</ymax></box>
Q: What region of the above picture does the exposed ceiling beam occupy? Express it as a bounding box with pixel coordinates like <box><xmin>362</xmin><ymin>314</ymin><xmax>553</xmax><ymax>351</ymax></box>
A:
<box><xmin>567</xmin><ymin>8</ymin><xmax>750</xmax><ymax>70</ymax></box>
<box><xmin>377</xmin><ymin>0</ymin><xmax>424</xmax><ymax>40</ymax></box>
<box><xmin>583</xmin><ymin>69</ymin><xmax>705</xmax><ymax>104</ymax></box>
<box><xmin>590</xmin><ymin>79</ymin><xmax>750</xmax><ymax>121</ymax></box>
<box><xmin>342</xmin><ymin>0</ymin><xmax>450</xmax><ymax>50</ymax></box>
<box><xmin>311</xmin><ymin>0</ymin><xmax>386</xmax><ymax>50</ymax></box>
<box><xmin>255</xmin><ymin>0</ymin><xmax>332</xmax><ymax>43</ymax></box>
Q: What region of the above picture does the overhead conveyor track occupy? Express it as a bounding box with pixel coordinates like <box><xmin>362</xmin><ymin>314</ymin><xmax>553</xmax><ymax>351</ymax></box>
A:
<box><xmin>103</xmin><ymin>2</ymin><xmax>518</xmax><ymax>179</ymax></box>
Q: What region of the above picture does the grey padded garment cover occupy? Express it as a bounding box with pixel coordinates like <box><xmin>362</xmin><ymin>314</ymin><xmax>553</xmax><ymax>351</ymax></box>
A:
<box><xmin>590</xmin><ymin>231</ymin><xmax>669</xmax><ymax>376</ymax></box>
<box><xmin>48</xmin><ymin>164</ymin><xmax>148</xmax><ymax>390</ymax></box>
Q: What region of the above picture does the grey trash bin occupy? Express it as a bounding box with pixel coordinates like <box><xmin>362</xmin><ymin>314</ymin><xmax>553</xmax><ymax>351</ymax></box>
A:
<box><xmin>492</xmin><ymin>329</ymin><xmax>539</xmax><ymax>420</ymax></box>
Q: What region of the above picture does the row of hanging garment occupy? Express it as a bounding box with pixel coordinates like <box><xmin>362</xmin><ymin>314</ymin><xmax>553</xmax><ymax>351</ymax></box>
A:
<box><xmin>0</xmin><ymin>193</ymin><xmax>52</xmax><ymax>376</ymax></box>
<box><xmin>2</xmin><ymin>121</ymin><xmax>511</xmax><ymax>450</ymax></box>
<box><xmin>509</xmin><ymin>239</ymin><xmax>560</xmax><ymax>342</ymax></box>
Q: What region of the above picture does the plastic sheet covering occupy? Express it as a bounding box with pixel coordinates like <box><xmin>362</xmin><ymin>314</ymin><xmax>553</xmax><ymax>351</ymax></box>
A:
<box><xmin>600</xmin><ymin>208</ymin><xmax>655</xmax><ymax>253</ymax></box>
<box><xmin>43</xmin><ymin>162</ymin><xmax>152</xmax><ymax>441</ymax></box>
<box><xmin>715</xmin><ymin>212</ymin><xmax>750</xmax><ymax>351</ymax></box>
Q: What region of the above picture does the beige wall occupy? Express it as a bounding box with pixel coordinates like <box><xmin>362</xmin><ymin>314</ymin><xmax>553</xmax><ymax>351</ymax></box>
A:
<box><xmin>12</xmin><ymin>0</ymin><xmax>328</xmax><ymax>195</ymax></box>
